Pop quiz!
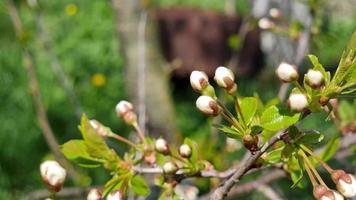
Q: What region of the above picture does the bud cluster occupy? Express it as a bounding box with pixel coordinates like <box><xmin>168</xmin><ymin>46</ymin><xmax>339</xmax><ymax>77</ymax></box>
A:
<box><xmin>331</xmin><ymin>170</ymin><xmax>356</xmax><ymax>198</ymax></box>
<box><xmin>40</xmin><ymin>160</ymin><xmax>67</xmax><ymax>193</ymax></box>
<box><xmin>313</xmin><ymin>185</ymin><xmax>344</xmax><ymax>200</ymax></box>
<box><xmin>115</xmin><ymin>100</ymin><xmax>137</xmax><ymax>125</ymax></box>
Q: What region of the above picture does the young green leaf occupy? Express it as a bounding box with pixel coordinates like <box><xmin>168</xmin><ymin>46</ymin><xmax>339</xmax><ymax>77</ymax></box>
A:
<box><xmin>237</xmin><ymin>97</ymin><xmax>258</xmax><ymax>126</ymax></box>
<box><xmin>265</xmin><ymin>146</ymin><xmax>283</xmax><ymax>164</ymax></box>
<box><xmin>130</xmin><ymin>175</ymin><xmax>150</xmax><ymax>196</ymax></box>
<box><xmin>320</xmin><ymin>137</ymin><xmax>340</xmax><ymax>161</ymax></box>
<box><xmin>60</xmin><ymin>140</ymin><xmax>104</xmax><ymax>168</ymax></box>
<box><xmin>297</xmin><ymin>130</ymin><xmax>324</xmax><ymax>144</ymax></box>
<box><xmin>261</xmin><ymin>105</ymin><xmax>300</xmax><ymax>132</ymax></box>
<box><xmin>217</xmin><ymin>125</ymin><xmax>243</xmax><ymax>139</ymax></box>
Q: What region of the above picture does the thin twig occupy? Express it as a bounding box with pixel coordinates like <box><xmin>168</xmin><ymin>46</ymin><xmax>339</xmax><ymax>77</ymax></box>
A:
<box><xmin>6</xmin><ymin>0</ymin><xmax>78</xmax><ymax>180</ymax></box>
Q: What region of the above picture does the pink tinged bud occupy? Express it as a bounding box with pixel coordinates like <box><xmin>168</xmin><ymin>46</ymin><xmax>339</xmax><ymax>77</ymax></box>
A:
<box><xmin>155</xmin><ymin>138</ymin><xmax>169</xmax><ymax>155</ymax></box>
<box><xmin>179</xmin><ymin>144</ymin><xmax>192</xmax><ymax>158</ymax></box>
<box><xmin>115</xmin><ymin>100</ymin><xmax>137</xmax><ymax>125</ymax></box>
<box><xmin>214</xmin><ymin>66</ymin><xmax>237</xmax><ymax>93</ymax></box>
<box><xmin>163</xmin><ymin>161</ymin><xmax>178</xmax><ymax>174</ymax></box>
<box><xmin>40</xmin><ymin>160</ymin><xmax>66</xmax><ymax>192</ymax></box>
<box><xmin>276</xmin><ymin>62</ymin><xmax>299</xmax><ymax>82</ymax></box>
<box><xmin>90</xmin><ymin>120</ymin><xmax>110</xmax><ymax>137</ymax></box>
<box><xmin>87</xmin><ymin>188</ymin><xmax>102</xmax><ymax>200</ymax></box>
<box><xmin>336</xmin><ymin>174</ymin><xmax>356</xmax><ymax>198</ymax></box>
<box><xmin>314</xmin><ymin>185</ymin><xmax>344</xmax><ymax>200</ymax></box>
<box><xmin>106</xmin><ymin>190</ymin><xmax>122</xmax><ymax>200</ymax></box>
<box><xmin>190</xmin><ymin>71</ymin><xmax>209</xmax><ymax>92</ymax></box>
<box><xmin>306</xmin><ymin>70</ymin><xmax>324</xmax><ymax>88</ymax></box>
<box><xmin>258</xmin><ymin>17</ymin><xmax>275</xmax><ymax>30</ymax></box>
<box><xmin>196</xmin><ymin>95</ymin><xmax>220</xmax><ymax>116</ymax></box>
<box><xmin>288</xmin><ymin>93</ymin><xmax>308</xmax><ymax>112</ymax></box>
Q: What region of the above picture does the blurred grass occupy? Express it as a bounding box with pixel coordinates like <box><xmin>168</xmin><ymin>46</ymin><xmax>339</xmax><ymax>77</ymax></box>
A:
<box><xmin>0</xmin><ymin>0</ymin><xmax>355</xmax><ymax>199</ymax></box>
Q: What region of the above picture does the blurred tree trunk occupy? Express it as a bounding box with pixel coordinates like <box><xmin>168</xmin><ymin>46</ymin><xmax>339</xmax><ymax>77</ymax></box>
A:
<box><xmin>111</xmin><ymin>0</ymin><xmax>177</xmax><ymax>141</ymax></box>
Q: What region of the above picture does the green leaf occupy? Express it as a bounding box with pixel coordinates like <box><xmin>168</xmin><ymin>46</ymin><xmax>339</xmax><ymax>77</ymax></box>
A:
<box><xmin>297</xmin><ymin>130</ymin><xmax>324</xmax><ymax>144</ymax></box>
<box><xmin>184</xmin><ymin>138</ymin><xmax>199</xmax><ymax>164</ymax></box>
<box><xmin>130</xmin><ymin>175</ymin><xmax>150</xmax><ymax>196</ymax></box>
<box><xmin>79</xmin><ymin>115</ymin><xmax>120</xmax><ymax>166</ymax></box>
<box><xmin>320</xmin><ymin>137</ymin><xmax>340</xmax><ymax>161</ymax></box>
<box><xmin>238</xmin><ymin>97</ymin><xmax>258</xmax><ymax>126</ymax></box>
<box><xmin>265</xmin><ymin>146</ymin><xmax>283</xmax><ymax>164</ymax></box>
<box><xmin>290</xmin><ymin>155</ymin><xmax>305</xmax><ymax>188</ymax></box>
<box><xmin>261</xmin><ymin>105</ymin><xmax>300</xmax><ymax>132</ymax></box>
<box><xmin>281</xmin><ymin>145</ymin><xmax>295</xmax><ymax>162</ymax></box>
<box><xmin>60</xmin><ymin>140</ymin><xmax>103</xmax><ymax>168</ymax></box>
<box><xmin>217</xmin><ymin>125</ymin><xmax>243</xmax><ymax>139</ymax></box>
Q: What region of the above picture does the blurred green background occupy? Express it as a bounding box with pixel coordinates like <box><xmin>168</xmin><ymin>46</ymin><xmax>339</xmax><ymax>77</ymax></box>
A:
<box><xmin>0</xmin><ymin>0</ymin><xmax>355</xmax><ymax>199</ymax></box>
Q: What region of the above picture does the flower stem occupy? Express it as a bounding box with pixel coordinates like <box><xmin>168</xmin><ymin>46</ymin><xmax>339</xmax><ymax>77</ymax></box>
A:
<box><xmin>109</xmin><ymin>133</ymin><xmax>137</xmax><ymax>149</ymax></box>
<box><xmin>300</xmin><ymin>145</ymin><xmax>334</xmax><ymax>174</ymax></box>
<box><xmin>293</xmin><ymin>81</ymin><xmax>306</xmax><ymax>93</ymax></box>
<box><xmin>300</xmin><ymin>150</ymin><xmax>327</xmax><ymax>187</ymax></box>
<box><xmin>302</xmin><ymin>156</ymin><xmax>318</xmax><ymax>187</ymax></box>
<box><xmin>234</xmin><ymin>96</ymin><xmax>246</xmax><ymax>127</ymax></box>
<box><xmin>133</xmin><ymin>123</ymin><xmax>146</xmax><ymax>143</ymax></box>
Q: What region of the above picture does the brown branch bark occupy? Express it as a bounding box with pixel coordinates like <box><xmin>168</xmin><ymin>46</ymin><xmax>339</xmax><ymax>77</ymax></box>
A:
<box><xmin>6</xmin><ymin>0</ymin><xmax>78</xmax><ymax>180</ymax></box>
<box><xmin>209</xmin><ymin>130</ymin><xmax>287</xmax><ymax>200</ymax></box>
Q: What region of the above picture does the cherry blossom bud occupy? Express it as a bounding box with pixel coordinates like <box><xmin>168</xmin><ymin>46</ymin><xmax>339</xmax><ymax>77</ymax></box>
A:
<box><xmin>90</xmin><ymin>120</ymin><xmax>110</xmax><ymax>137</ymax></box>
<box><xmin>214</xmin><ymin>66</ymin><xmax>237</xmax><ymax>94</ymax></box>
<box><xmin>190</xmin><ymin>71</ymin><xmax>209</xmax><ymax>92</ymax></box>
<box><xmin>155</xmin><ymin>138</ymin><xmax>169</xmax><ymax>155</ymax></box>
<box><xmin>288</xmin><ymin>93</ymin><xmax>308</xmax><ymax>112</ymax></box>
<box><xmin>163</xmin><ymin>161</ymin><xmax>178</xmax><ymax>174</ymax></box>
<box><xmin>87</xmin><ymin>188</ymin><xmax>102</xmax><ymax>200</ymax></box>
<box><xmin>305</xmin><ymin>69</ymin><xmax>324</xmax><ymax>88</ymax></box>
<box><xmin>258</xmin><ymin>17</ymin><xmax>275</xmax><ymax>30</ymax></box>
<box><xmin>40</xmin><ymin>160</ymin><xmax>66</xmax><ymax>192</ymax></box>
<box><xmin>242</xmin><ymin>135</ymin><xmax>259</xmax><ymax>152</ymax></box>
<box><xmin>276</xmin><ymin>62</ymin><xmax>299</xmax><ymax>82</ymax></box>
<box><xmin>107</xmin><ymin>189</ymin><xmax>122</xmax><ymax>200</ymax></box>
<box><xmin>115</xmin><ymin>100</ymin><xmax>137</xmax><ymax>125</ymax></box>
<box><xmin>115</xmin><ymin>100</ymin><xmax>133</xmax><ymax>117</ymax></box>
<box><xmin>313</xmin><ymin>185</ymin><xmax>344</xmax><ymax>200</ymax></box>
<box><xmin>269</xmin><ymin>8</ymin><xmax>282</xmax><ymax>18</ymax></box>
<box><xmin>196</xmin><ymin>95</ymin><xmax>220</xmax><ymax>116</ymax></box>
<box><xmin>179</xmin><ymin>144</ymin><xmax>192</xmax><ymax>158</ymax></box>
<box><xmin>332</xmin><ymin>170</ymin><xmax>356</xmax><ymax>198</ymax></box>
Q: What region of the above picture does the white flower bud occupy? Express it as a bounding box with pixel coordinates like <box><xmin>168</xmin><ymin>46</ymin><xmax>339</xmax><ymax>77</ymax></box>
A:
<box><xmin>258</xmin><ymin>18</ymin><xmax>275</xmax><ymax>30</ymax></box>
<box><xmin>115</xmin><ymin>100</ymin><xmax>137</xmax><ymax>125</ymax></box>
<box><xmin>155</xmin><ymin>138</ymin><xmax>169</xmax><ymax>154</ymax></box>
<box><xmin>332</xmin><ymin>170</ymin><xmax>356</xmax><ymax>198</ymax></box>
<box><xmin>269</xmin><ymin>8</ymin><xmax>281</xmax><ymax>18</ymax></box>
<box><xmin>179</xmin><ymin>144</ymin><xmax>192</xmax><ymax>158</ymax></box>
<box><xmin>106</xmin><ymin>189</ymin><xmax>122</xmax><ymax>200</ymax></box>
<box><xmin>87</xmin><ymin>188</ymin><xmax>102</xmax><ymax>200</ymax></box>
<box><xmin>163</xmin><ymin>161</ymin><xmax>178</xmax><ymax>174</ymax></box>
<box><xmin>314</xmin><ymin>185</ymin><xmax>344</xmax><ymax>200</ymax></box>
<box><xmin>288</xmin><ymin>93</ymin><xmax>308</xmax><ymax>112</ymax></box>
<box><xmin>190</xmin><ymin>71</ymin><xmax>209</xmax><ymax>92</ymax></box>
<box><xmin>305</xmin><ymin>69</ymin><xmax>324</xmax><ymax>88</ymax></box>
<box><xmin>40</xmin><ymin>160</ymin><xmax>66</xmax><ymax>192</ymax></box>
<box><xmin>90</xmin><ymin>120</ymin><xmax>110</xmax><ymax>137</ymax></box>
<box><xmin>196</xmin><ymin>95</ymin><xmax>220</xmax><ymax>116</ymax></box>
<box><xmin>276</xmin><ymin>62</ymin><xmax>299</xmax><ymax>82</ymax></box>
<box><xmin>115</xmin><ymin>100</ymin><xmax>133</xmax><ymax>117</ymax></box>
<box><xmin>214</xmin><ymin>66</ymin><xmax>237</xmax><ymax>93</ymax></box>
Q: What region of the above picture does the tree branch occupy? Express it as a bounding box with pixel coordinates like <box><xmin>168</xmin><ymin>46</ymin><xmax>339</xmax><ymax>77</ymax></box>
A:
<box><xmin>209</xmin><ymin>130</ymin><xmax>287</xmax><ymax>200</ymax></box>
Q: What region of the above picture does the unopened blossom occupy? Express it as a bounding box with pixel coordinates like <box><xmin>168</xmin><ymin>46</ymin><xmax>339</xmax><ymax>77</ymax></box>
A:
<box><xmin>90</xmin><ymin>120</ymin><xmax>110</xmax><ymax>137</ymax></box>
<box><xmin>163</xmin><ymin>161</ymin><xmax>178</xmax><ymax>174</ymax></box>
<box><xmin>306</xmin><ymin>69</ymin><xmax>324</xmax><ymax>88</ymax></box>
<box><xmin>40</xmin><ymin>160</ymin><xmax>66</xmax><ymax>192</ymax></box>
<box><xmin>313</xmin><ymin>185</ymin><xmax>344</xmax><ymax>200</ymax></box>
<box><xmin>196</xmin><ymin>95</ymin><xmax>220</xmax><ymax>116</ymax></box>
<box><xmin>155</xmin><ymin>138</ymin><xmax>169</xmax><ymax>155</ymax></box>
<box><xmin>269</xmin><ymin>8</ymin><xmax>281</xmax><ymax>18</ymax></box>
<box><xmin>190</xmin><ymin>71</ymin><xmax>209</xmax><ymax>92</ymax></box>
<box><xmin>179</xmin><ymin>144</ymin><xmax>192</xmax><ymax>158</ymax></box>
<box><xmin>288</xmin><ymin>93</ymin><xmax>308</xmax><ymax>112</ymax></box>
<box><xmin>332</xmin><ymin>170</ymin><xmax>356</xmax><ymax>198</ymax></box>
<box><xmin>115</xmin><ymin>100</ymin><xmax>137</xmax><ymax>125</ymax></box>
<box><xmin>276</xmin><ymin>62</ymin><xmax>299</xmax><ymax>82</ymax></box>
<box><xmin>87</xmin><ymin>188</ymin><xmax>102</xmax><ymax>200</ymax></box>
<box><xmin>214</xmin><ymin>66</ymin><xmax>237</xmax><ymax>94</ymax></box>
<box><xmin>258</xmin><ymin>17</ymin><xmax>275</xmax><ymax>30</ymax></box>
<box><xmin>106</xmin><ymin>190</ymin><xmax>122</xmax><ymax>200</ymax></box>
